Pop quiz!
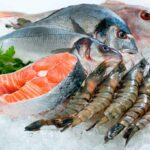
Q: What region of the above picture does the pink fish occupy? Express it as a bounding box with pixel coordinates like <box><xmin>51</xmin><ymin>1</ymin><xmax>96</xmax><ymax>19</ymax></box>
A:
<box><xmin>103</xmin><ymin>0</ymin><xmax>150</xmax><ymax>60</ymax></box>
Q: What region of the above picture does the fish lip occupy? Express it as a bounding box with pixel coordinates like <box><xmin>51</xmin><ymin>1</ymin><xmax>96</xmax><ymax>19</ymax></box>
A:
<box><xmin>121</xmin><ymin>49</ymin><xmax>138</xmax><ymax>54</ymax></box>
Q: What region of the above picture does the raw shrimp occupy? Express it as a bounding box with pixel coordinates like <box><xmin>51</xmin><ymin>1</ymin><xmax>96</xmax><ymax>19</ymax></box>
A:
<box><xmin>63</xmin><ymin>63</ymin><xmax>126</xmax><ymax>128</ymax></box>
<box><xmin>104</xmin><ymin>71</ymin><xmax>150</xmax><ymax>142</ymax></box>
<box><xmin>123</xmin><ymin>109</ymin><xmax>150</xmax><ymax>145</ymax></box>
<box><xmin>25</xmin><ymin>62</ymin><xmax>110</xmax><ymax>131</ymax></box>
<box><xmin>95</xmin><ymin>59</ymin><xmax>147</xmax><ymax>127</ymax></box>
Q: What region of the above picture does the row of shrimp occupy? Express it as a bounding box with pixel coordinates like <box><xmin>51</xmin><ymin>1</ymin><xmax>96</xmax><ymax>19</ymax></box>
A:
<box><xmin>25</xmin><ymin>57</ymin><xmax>150</xmax><ymax>145</ymax></box>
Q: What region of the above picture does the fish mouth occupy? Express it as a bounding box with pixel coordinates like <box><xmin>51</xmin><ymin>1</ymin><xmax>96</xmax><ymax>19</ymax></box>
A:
<box><xmin>121</xmin><ymin>49</ymin><xmax>138</xmax><ymax>54</ymax></box>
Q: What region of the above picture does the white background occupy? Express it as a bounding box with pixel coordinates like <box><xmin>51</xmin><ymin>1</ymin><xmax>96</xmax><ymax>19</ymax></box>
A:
<box><xmin>0</xmin><ymin>1</ymin><xmax>149</xmax><ymax>150</ymax></box>
<box><xmin>0</xmin><ymin>0</ymin><xmax>149</xmax><ymax>13</ymax></box>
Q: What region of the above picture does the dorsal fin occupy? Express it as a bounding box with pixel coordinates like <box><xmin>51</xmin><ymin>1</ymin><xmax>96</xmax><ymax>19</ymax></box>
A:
<box><xmin>70</xmin><ymin>17</ymin><xmax>88</xmax><ymax>35</ymax></box>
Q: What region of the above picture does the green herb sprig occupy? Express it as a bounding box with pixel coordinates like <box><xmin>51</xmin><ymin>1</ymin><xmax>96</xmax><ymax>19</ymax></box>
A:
<box><xmin>0</xmin><ymin>46</ymin><xmax>32</xmax><ymax>74</ymax></box>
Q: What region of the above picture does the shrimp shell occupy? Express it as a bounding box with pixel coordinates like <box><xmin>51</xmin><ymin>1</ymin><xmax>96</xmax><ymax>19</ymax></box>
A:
<box><xmin>122</xmin><ymin>71</ymin><xmax>150</xmax><ymax>126</ymax></box>
<box><xmin>123</xmin><ymin>109</ymin><xmax>150</xmax><ymax>145</ymax></box>
<box><xmin>97</xmin><ymin>59</ymin><xmax>147</xmax><ymax>126</ymax></box>
<box><xmin>69</xmin><ymin>63</ymin><xmax>126</xmax><ymax>127</ymax></box>
<box><xmin>104</xmin><ymin>71</ymin><xmax>150</xmax><ymax>142</ymax></box>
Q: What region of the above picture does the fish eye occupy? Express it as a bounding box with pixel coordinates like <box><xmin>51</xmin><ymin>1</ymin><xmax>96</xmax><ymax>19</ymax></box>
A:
<box><xmin>99</xmin><ymin>45</ymin><xmax>110</xmax><ymax>53</ymax></box>
<box><xmin>140</xmin><ymin>10</ymin><xmax>150</xmax><ymax>20</ymax></box>
<box><xmin>117</xmin><ymin>30</ymin><xmax>128</xmax><ymax>39</ymax></box>
<box><xmin>102</xmin><ymin>45</ymin><xmax>110</xmax><ymax>52</ymax></box>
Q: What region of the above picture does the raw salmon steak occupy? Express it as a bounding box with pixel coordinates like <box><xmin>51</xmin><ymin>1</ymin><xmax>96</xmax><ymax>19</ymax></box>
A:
<box><xmin>0</xmin><ymin>52</ymin><xmax>85</xmax><ymax>116</ymax></box>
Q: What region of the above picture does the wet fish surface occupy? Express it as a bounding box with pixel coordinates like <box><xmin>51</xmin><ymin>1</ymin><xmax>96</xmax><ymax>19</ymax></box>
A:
<box><xmin>0</xmin><ymin>26</ymin><xmax>120</xmax><ymax>70</ymax></box>
<box><xmin>25</xmin><ymin>4</ymin><xmax>138</xmax><ymax>53</ymax></box>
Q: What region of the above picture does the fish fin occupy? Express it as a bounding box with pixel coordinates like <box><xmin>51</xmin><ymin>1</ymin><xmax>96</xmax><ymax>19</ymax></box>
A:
<box><xmin>51</xmin><ymin>48</ymin><xmax>73</xmax><ymax>54</ymax></box>
<box><xmin>70</xmin><ymin>17</ymin><xmax>88</xmax><ymax>35</ymax></box>
<box><xmin>102</xmin><ymin>0</ymin><xmax>125</xmax><ymax>11</ymax></box>
<box><xmin>31</xmin><ymin>8</ymin><xmax>65</xmax><ymax>25</ymax></box>
<box><xmin>46</xmin><ymin>8</ymin><xmax>64</xmax><ymax>17</ymax></box>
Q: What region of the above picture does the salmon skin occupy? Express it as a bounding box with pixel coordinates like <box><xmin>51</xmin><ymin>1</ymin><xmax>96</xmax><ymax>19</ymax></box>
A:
<box><xmin>0</xmin><ymin>53</ymin><xmax>86</xmax><ymax>116</ymax></box>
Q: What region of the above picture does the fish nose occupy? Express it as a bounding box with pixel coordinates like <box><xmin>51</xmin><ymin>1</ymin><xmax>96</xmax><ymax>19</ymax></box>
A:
<box><xmin>122</xmin><ymin>35</ymin><xmax>138</xmax><ymax>54</ymax></box>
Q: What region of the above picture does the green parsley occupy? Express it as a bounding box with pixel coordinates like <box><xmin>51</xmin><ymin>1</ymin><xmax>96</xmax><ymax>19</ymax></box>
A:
<box><xmin>0</xmin><ymin>46</ymin><xmax>32</xmax><ymax>74</ymax></box>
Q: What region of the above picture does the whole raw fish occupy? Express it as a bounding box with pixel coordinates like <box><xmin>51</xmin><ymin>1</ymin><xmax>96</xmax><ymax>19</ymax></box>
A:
<box><xmin>103</xmin><ymin>0</ymin><xmax>150</xmax><ymax>60</ymax></box>
<box><xmin>0</xmin><ymin>26</ymin><xmax>120</xmax><ymax>70</ymax></box>
<box><xmin>26</xmin><ymin>4</ymin><xmax>138</xmax><ymax>54</ymax></box>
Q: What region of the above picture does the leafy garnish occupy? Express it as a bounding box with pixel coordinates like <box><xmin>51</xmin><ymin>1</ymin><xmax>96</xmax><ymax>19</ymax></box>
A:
<box><xmin>0</xmin><ymin>46</ymin><xmax>32</xmax><ymax>74</ymax></box>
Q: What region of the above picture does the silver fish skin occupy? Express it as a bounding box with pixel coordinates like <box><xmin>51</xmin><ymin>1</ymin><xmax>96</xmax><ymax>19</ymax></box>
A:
<box><xmin>0</xmin><ymin>26</ymin><xmax>122</xmax><ymax>74</ymax></box>
<box><xmin>26</xmin><ymin>4</ymin><xmax>138</xmax><ymax>53</ymax></box>
<box><xmin>0</xmin><ymin>59</ymin><xmax>86</xmax><ymax>117</ymax></box>
<box><xmin>0</xmin><ymin>26</ymin><xmax>86</xmax><ymax>62</ymax></box>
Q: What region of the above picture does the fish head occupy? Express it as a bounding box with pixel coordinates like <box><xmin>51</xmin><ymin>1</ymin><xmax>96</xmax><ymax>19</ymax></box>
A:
<box><xmin>103</xmin><ymin>0</ymin><xmax>150</xmax><ymax>60</ymax></box>
<box><xmin>93</xmin><ymin>17</ymin><xmax>138</xmax><ymax>54</ymax></box>
<box><xmin>117</xmin><ymin>8</ymin><xmax>150</xmax><ymax>60</ymax></box>
<box><xmin>73</xmin><ymin>37</ymin><xmax>122</xmax><ymax>74</ymax></box>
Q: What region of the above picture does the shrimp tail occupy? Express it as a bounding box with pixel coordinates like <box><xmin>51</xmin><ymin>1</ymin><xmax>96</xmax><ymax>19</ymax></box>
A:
<box><xmin>86</xmin><ymin>120</ymin><xmax>99</xmax><ymax>131</ymax></box>
<box><xmin>104</xmin><ymin>123</ymin><xmax>125</xmax><ymax>143</ymax></box>
<box><xmin>123</xmin><ymin>123</ymin><xmax>139</xmax><ymax>146</ymax></box>
<box><xmin>25</xmin><ymin>117</ymin><xmax>74</xmax><ymax>131</ymax></box>
<box><xmin>25</xmin><ymin>119</ymin><xmax>52</xmax><ymax>131</ymax></box>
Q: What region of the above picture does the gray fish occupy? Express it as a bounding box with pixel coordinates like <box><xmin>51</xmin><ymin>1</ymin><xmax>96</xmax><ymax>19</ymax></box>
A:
<box><xmin>27</xmin><ymin>4</ymin><xmax>138</xmax><ymax>53</ymax></box>
<box><xmin>0</xmin><ymin>26</ymin><xmax>121</xmax><ymax>73</ymax></box>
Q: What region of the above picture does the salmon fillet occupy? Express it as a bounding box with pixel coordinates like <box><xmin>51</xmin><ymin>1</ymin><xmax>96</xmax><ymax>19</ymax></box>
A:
<box><xmin>0</xmin><ymin>52</ymin><xmax>77</xmax><ymax>103</ymax></box>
